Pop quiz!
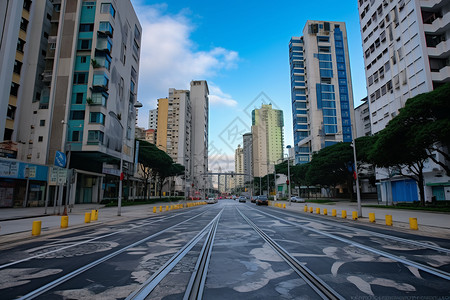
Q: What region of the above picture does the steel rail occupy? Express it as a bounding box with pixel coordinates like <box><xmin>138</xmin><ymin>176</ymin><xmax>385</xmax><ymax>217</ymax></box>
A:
<box><xmin>248</xmin><ymin>206</ymin><xmax>450</xmax><ymax>281</ymax></box>
<box><xmin>261</xmin><ymin>207</ymin><xmax>450</xmax><ymax>254</ymax></box>
<box><xmin>16</xmin><ymin>211</ymin><xmax>209</xmax><ymax>300</ymax></box>
<box><xmin>183</xmin><ymin>208</ymin><xmax>222</xmax><ymax>300</ymax></box>
<box><xmin>236</xmin><ymin>207</ymin><xmax>345</xmax><ymax>300</ymax></box>
<box><xmin>127</xmin><ymin>209</ymin><xmax>223</xmax><ymax>300</ymax></box>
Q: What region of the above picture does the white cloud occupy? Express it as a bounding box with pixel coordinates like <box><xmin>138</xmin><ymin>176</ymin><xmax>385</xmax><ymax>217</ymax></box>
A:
<box><xmin>208</xmin><ymin>83</ymin><xmax>238</xmax><ymax>107</ymax></box>
<box><xmin>131</xmin><ymin>2</ymin><xmax>239</xmax><ymax>127</ymax></box>
<box><xmin>209</xmin><ymin>154</ymin><xmax>235</xmax><ymax>172</ymax></box>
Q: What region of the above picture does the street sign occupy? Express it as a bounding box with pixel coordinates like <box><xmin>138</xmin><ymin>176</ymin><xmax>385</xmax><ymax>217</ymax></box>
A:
<box><xmin>55</xmin><ymin>151</ymin><xmax>67</xmax><ymax>168</ymax></box>
<box><xmin>49</xmin><ymin>166</ymin><xmax>68</xmax><ymax>185</ymax></box>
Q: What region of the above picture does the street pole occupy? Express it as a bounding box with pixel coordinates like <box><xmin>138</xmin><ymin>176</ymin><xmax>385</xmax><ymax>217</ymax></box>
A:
<box><xmin>63</xmin><ymin>143</ymin><xmax>71</xmax><ymax>216</ymax></box>
<box><xmin>259</xmin><ymin>176</ymin><xmax>262</xmax><ymax>195</ymax></box>
<box><xmin>352</xmin><ymin>140</ymin><xmax>362</xmax><ymax>217</ymax></box>
<box><xmin>267</xmin><ymin>161</ymin><xmax>270</xmax><ymax>197</ymax></box>
<box><xmin>118</xmin><ymin>156</ymin><xmax>123</xmax><ymax>216</ymax></box>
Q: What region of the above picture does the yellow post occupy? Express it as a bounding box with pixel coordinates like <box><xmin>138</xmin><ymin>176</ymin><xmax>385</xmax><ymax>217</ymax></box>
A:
<box><xmin>95</xmin><ymin>210</ymin><xmax>98</xmax><ymax>220</ymax></box>
<box><xmin>323</xmin><ymin>208</ymin><xmax>328</xmax><ymax>215</ymax></box>
<box><xmin>409</xmin><ymin>218</ymin><xmax>418</xmax><ymax>230</ymax></box>
<box><xmin>170</xmin><ymin>205</ymin><xmax>173</xmax><ymax>210</ymax></box>
<box><xmin>159</xmin><ymin>206</ymin><xmax>162</xmax><ymax>212</ymax></box>
<box><xmin>283</xmin><ymin>203</ymin><xmax>286</xmax><ymax>209</ymax></box>
<box><xmin>153</xmin><ymin>207</ymin><xmax>157</xmax><ymax>213</ymax></box>
<box><xmin>84</xmin><ymin>212</ymin><xmax>91</xmax><ymax>223</ymax></box>
<box><xmin>61</xmin><ymin>216</ymin><xmax>69</xmax><ymax>228</ymax></box>
<box><xmin>352</xmin><ymin>211</ymin><xmax>358</xmax><ymax>220</ymax></box>
<box><xmin>386</xmin><ymin>215</ymin><xmax>393</xmax><ymax>226</ymax></box>
<box><xmin>369</xmin><ymin>212</ymin><xmax>375</xmax><ymax>223</ymax></box>
<box><xmin>166</xmin><ymin>205</ymin><xmax>169</xmax><ymax>211</ymax></box>
<box><xmin>342</xmin><ymin>210</ymin><xmax>347</xmax><ymax>219</ymax></box>
<box><xmin>309</xmin><ymin>207</ymin><xmax>313</xmax><ymax>213</ymax></box>
<box><xmin>332</xmin><ymin>209</ymin><xmax>337</xmax><ymax>217</ymax></box>
<box><xmin>316</xmin><ymin>207</ymin><xmax>320</xmax><ymax>214</ymax></box>
<box><xmin>304</xmin><ymin>205</ymin><xmax>308</xmax><ymax>212</ymax></box>
<box><xmin>32</xmin><ymin>220</ymin><xmax>42</xmax><ymax>236</ymax></box>
<box><xmin>91</xmin><ymin>210</ymin><xmax>96</xmax><ymax>221</ymax></box>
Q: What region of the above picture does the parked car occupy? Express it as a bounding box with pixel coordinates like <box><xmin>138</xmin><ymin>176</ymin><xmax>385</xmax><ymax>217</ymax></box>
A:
<box><xmin>256</xmin><ymin>195</ymin><xmax>268</xmax><ymax>206</ymax></box>
<box><xmin>290</xmin><ymin>196</ymin><xmax>305</xmax><ymax>203</ymax></box>
<box><xmin>251</xmin><ymin>196</ymin><xmax>258</xmax><ymax>203</ymax></box>
<box><xmin>238</xmin><ymin>196</ymin><xmax>247</xmax><ymax>203</ymax></box>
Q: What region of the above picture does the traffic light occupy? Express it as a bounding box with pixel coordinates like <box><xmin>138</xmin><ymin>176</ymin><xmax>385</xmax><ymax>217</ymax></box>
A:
<box><xmin>286</xmin><ymin>179</ymin><xmax>289</xmax><ymax>186</ymax></box>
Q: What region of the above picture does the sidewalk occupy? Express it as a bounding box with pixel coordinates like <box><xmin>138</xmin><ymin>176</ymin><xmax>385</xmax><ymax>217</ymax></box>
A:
<box><xmin>277</xmin><ymin>199</ymin><xmax>450</xmax><ymax>236</ymax></box>
<box><xmin>0</xmin><ymin>201</ymin><xmax>187</xmax><ymax>237</ymax></box>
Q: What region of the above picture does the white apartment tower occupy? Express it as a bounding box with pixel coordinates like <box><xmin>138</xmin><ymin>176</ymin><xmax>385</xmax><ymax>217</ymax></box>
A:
<box><xmin>235</xmin><ymin>144</ymin><xmax>244</xmax><ymax>188</ymax></box>
<box><xmin>358</xmin><ymin>0</ymin><xmax>450</xmax><ymax>202</ymax></box>
<box><xmin>148</xmin><ymin>108</ymin><xmax>157</xmax><ymax>130</ymax></box>
<box><xmin>289</xmin><ymin>21</ymin><xmax>355</xmax><ymax>165</ymax></box>
<box><xmin>190</xmin><ymin>80</ymin><xmax>209</xmax><ymax>196</ymax></box>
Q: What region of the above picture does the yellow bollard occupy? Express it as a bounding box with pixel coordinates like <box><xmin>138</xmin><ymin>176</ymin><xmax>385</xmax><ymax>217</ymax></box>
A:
<box><xmin>153</xmin><ymin>207</ymin><xmax>157</xmax><ymax>213</ymax></box>
<box><xmin>342</xmin><ymin>210</ymin><xmax>347</xmax><ymax>219</ymax></box>
<box><xmin>409</xmin><ymin>218</ymin><xmax>418</xmax><ymax>230</ymax></box>
<box><xmin>61</xmin><ymin>216</ymin><xmax>69</xmax><ymax>228</ymax></box>
<box><xmin>369</xmin><ymin>212</ymin><xmax>375</xmax><ymax>223</ymax></box>
<box><xmin>95</xmin><ymin>210</ymin><xmax>98</xmax><ymax>220</ymax></box>
<box><xmin>332</xmin><ymin>209</ymin><xmax>337</xmax><ymax>217</ymax></box>
<box><xmin>323</xmin><ymin>208</ymin><xmax>328</xmax><ymax>215</ymax></box>
<box><xmin>85</xmin><ymin>212</ymin><xmax>91</xmax><ymax>223</ymax></box>
<box><xmin>386</xmin><ymin>215</ymin><xmax>393</xmax><ymax>226</ymax></box>
<box><xmin>91</xmin><ymin>210</ymin><xmax>96</xmax><ymax>221</ymax></box>
<box><xmin>352</xmin><ymin>211</ymin><xmax>358</xmax><ymax>220</ymax></box>
<box><xmin>170</xmin><ymin>205</ymin><xmax>173</xmax><ymax>210</ymax></box>
<box><xmin>316</xmin><ymin>207</ymin><xmax>320</xmax><ymax>214</ymax></box>
<box><xmin>166</xmin><ymin>205</ymin><xmax>169</xmax><ymax>211</ymax></box>
<box><xmin>159</xmin><ymin>206</ymin><xmax>162</xmax><ymax>212</ymax></box>
<box><xmin>304</xmin><ymin>205</ymin><xmax>308</xmax><ymax>212</ymax></box>
<box><xmin>32</xmin><ymin>220</ymin><xmax>42</xmax><ymax>236</ymax></box>
<box><xmin>283</xmin><ymin>203</ymin><xmax>286</xmax><ymax>209</ymax></box>
<box><xmin>309</xmin><ymin>206</ymin><xmax>313</xmax><ymax>213</ymax></box>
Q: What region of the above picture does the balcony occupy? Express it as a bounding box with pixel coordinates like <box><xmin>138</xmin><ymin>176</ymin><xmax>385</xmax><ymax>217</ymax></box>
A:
<box><xmin>96</xmin><ymin>34</ymin><xmax>113</xmax><ymax>54</ymax></box>
<box><xmin>427</xmin><ymin>40</ymin><xmax>450</xmax><ymax>58</ymax></box>
<box><xmin>431</xmin><ymin>65</ymin><xmax>450</xmax><ymax>82</ymax></box>
<box><xmin>91</xmin><ymin>74</ymin><xmax>109</xmax><ymax>93</ymax></box>
<box><xmin>423</xmin><ymin>10</ymin><xmax>450</xmax><ymax>34</ymax></box>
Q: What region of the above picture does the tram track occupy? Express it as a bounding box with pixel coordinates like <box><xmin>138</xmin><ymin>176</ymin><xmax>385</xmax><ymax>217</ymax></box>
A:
<box><xmin>236</xmin><ymin>206</ymin><xmax>345</xmax><ymax>300</ymax></box>
<box><xmin>246</xmin><ymin>205</ymin><xmax>450</xmax><ymax>281</ymax></box>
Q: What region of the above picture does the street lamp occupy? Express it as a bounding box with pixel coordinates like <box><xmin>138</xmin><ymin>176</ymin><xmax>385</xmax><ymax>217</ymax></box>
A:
<box><xmin>351</xmin><ymin>140</ymin><xmax>362</xmax><ymax>217</ymax></box>
<box><xmin>287</xmin><ymin>145</ymin><xmax>292</xmax><ymax>206</ymax></box>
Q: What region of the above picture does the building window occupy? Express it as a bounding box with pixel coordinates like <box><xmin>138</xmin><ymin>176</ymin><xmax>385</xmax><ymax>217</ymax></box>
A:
<box><xmin>23</xmin><ymin>0</ymin><xmax>32</xmax><ymax>11</ymax></box>
<box><xmin>20</xmin><ymin>18</ymin><xmax>29</xmax><ymax>32</ymax></box>
<box><xmin>87</xmin><ymin>130</ymin><xmax>104</xmax><ymax>144</ymax></box>
<box><xmin>70</xmin><ymin>110</ymin><xmax>85</xmax><ymax>120</ymax></box>
<box><xmin>134</xmin><ymin>25</ymin><xmax>141</xmax><ymax>43</ymax></box>
<box><xmin>72</xmin><ymin>131</ymin><xmax>80</xmax><ymax>142</ymax></box>
<box><xmin>38</xmin><ymin>136</ymin><xmax>43</xmax><ymax>142</ymax></box>
<box><xmin>73</xmin><ymin>72</ymin><xmax>88</xmax><ymax>84</ymax></box>
<box><xmin>17</xmin><ymin>38</ymin><xmax>26</xmax><ymax>53</ymax></box>
<box><xmin>40</xmin><ymin>120</ymin><xmax>45</xmax><ymax>126</ymax></box>
<box><xmin>7</xmin><ymin>105</ymin><xmax>16</xmax><ymax>119</ymax></box>
<box><xmin>80</xmin><ymin>56</ymin><xmax>87</xmax><ymax>63</ymax></box>
<box><xmin>89</xmin><ymin>112</ymin><xmax>105</xmax><ymax>124</ymax></box>
<box><xmin>100</xmin><ymin>3</ymin><xmax>115</xmax><ymax>18</ymax></box>
<box><xmin>99</xmin><ymin>22</ymin><xmax>114</xmax><ymax>36</ymax></box>
<box><xmin>79</xmin><ymin>23</ymin><xmax>94</xmax><ymax>32</ymax></box>
<box><xmin>120</xmin><ymin>43</ymin><xmax>126</xmax><ymax>64</ymax></box>
<box><xmin>76</xmin><ymin>92</ymin><xmax>84</xmax><ymax>104</ymax></box>
<box><xmin>10</xmin><ymin>82</ymin><xmax>19</xmax><ymax>96</ymax></box>
<box><xmin>78</xmin><ymin>39</ymin><xmax>92</xmax><ymax>50</ymax></box>
<box><xmin>13</xmin><ymin>60</ymin><xmax>23</xmax><ymax>75</ymax></box>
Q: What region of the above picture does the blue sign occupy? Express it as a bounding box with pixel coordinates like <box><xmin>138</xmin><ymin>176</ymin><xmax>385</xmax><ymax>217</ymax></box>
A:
<box><xmin>55</xmin><ymin>151</ymin><xmax>67</xmax><ymax>168</ymax></box>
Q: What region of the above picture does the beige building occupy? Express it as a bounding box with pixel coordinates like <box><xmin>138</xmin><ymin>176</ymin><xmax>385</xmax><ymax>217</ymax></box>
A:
<box><xmin>252</xmin><ymin>104</ymin><xmax>284</xmax><ymax>177</ymax></box>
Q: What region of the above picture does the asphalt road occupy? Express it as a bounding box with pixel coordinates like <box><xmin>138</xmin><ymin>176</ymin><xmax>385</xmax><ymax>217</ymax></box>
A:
<box><xmin>0</xmin><ymin>199</ymin><xmax>449</xmax><ymax>299</ymax></box>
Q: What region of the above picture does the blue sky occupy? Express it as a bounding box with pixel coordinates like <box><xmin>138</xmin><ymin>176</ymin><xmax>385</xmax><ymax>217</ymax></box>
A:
<box><xmin>131</xmin><ymin>0</ymin><xmax>366</xmax><ymax>171</ymax></box>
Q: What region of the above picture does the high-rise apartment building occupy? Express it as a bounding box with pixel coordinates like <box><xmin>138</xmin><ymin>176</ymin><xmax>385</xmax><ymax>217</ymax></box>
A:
<box><xmin>0</xmin><ymin>0</ymin><xmax>141</xmax><ymax>206</ymax></box>
<box><xmin>289</xmin><ymin>20</ymin><xmax>355</xmax><ymax>164</ymax></box>
<box><xmin>190</xmin><ymin>80</ymin><xmax>209</xmax><ymax>195</ymax></box>
<box><xmin>354</xmin><ymin>97</ymin><xmax>371</xmax><ymax>138</ymax></box>
<box><xmin>234</xmin><ymin>144</ymin><xmax>244</xmax><ymax>188</ymax></box>
<box><xmin>358</xmin><ymin>0</ymin><xmax>450</xmax><ymax>202</ymax></box>
<box><xmin>148</xmin><ymin>108</ymin><xmax>157</xmax><ymax>130</ymax></box>
<box><xmin>243</xmin><ymin>132</ymin><xmax>253</xmax><ymax>185</ymax></box>
<box><xmin>252</xmin><ymin>104</ymin><xmax>284</xmax><ymax>177</ymax></box>
<box><xmin>358</xmin><ymin>0</ymin><xmax>449</xmax><ymax>134</ymax></box>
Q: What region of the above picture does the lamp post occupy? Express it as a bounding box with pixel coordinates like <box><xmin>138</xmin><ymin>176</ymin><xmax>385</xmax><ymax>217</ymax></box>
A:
<box><xmin>352</xmin><ymin>139</ymin><xmax>362</xmax><ymax>217</ymax></box>
<box><xmin>287</xmin><ymin>145</ymin><xmax>292</xmax><ymax>206</ymax></box>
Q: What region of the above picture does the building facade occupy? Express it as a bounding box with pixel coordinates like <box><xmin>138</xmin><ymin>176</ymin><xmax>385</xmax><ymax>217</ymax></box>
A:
<box><xmin>354</xmin><ymin>97</ymin><xmax>372</xmax><ymax>138</ymax></box>
<box><xmin>234</xmin><ymin>144</ymin><xmax>244</xmax><ymax>188</ymax></box>
<box><xmin>358</xmin><ymin>0</ymin><xmax>450</xmax><ymax>202</ymax></box>
<box><xmin>148</xmin><ymin>108</ymin><xmax>157</xmax><ymax>130</ymax></box>
<box><xmin>190</xmin><ymin>80</ymin><xmax>209</xmax><ymax>196</ymax></box>
<box><xmin>0</xmin><ymin>0</ymin><xmax>141</xmax><ymax>207</ymax></box>
<box><xmin>251</xmin><ymin>104</ymin><xmax>284</xmax><ymax>178</ymax></box>
<box><xmin>242</xmin><ymin>132</ymin><xmax>253</xmax><ymax>186</ymax></box>
<box><xmin>289</xmin><ymin>20</ymin><xmax>355</xmax><ymax>164</ymax></box>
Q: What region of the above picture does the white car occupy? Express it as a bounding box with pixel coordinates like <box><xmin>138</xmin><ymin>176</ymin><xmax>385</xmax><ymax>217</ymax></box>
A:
<box><xmin>290</xmin><ymin>196</ymin><xmax>305</xmax><ymax>203</ymax></box>
<box><xmin>207</xmin><ymin>197</ymin><xmax>217</xmax><ymax>204</ymax></box>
